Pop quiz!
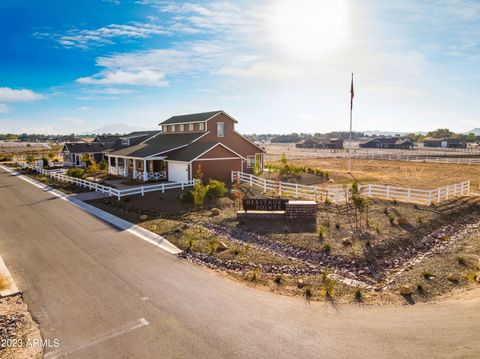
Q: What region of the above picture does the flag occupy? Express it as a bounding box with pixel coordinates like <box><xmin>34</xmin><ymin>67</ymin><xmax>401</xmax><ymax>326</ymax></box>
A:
<box><xmin>350</xmin><ymin>73</ymin><xmax>354</xmax><ymax>111</ymax></box>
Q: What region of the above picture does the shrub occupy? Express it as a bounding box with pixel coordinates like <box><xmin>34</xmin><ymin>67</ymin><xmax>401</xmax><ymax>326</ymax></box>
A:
<box><xmin>186</xmin><ymin>234</ymin><xmax>196</xmax><ymax>251</ymax></box>
<box><xmin>422</xmin><ymin>271</ymin><xmax>434</xmax><ymax>280</ymax></box>
<box><xmin>67</xmin><ymin>168</ymin><xmax>83</xmax><ymax>178</ymax></box>
<box><xmin>274</xmin><ymin>275</ymin><xmax>283</xmax><ymax>285</ymax></box>
<box><xmin>98</xmin><ymin>159</ymin><xmax>108</xmax><ymax>171</ymax></box>
<box><xmin>42</xmin><ymin>157</ymin><xmax>49</xmax><ymax>167</ymax></box>
<box><xmin>322</xmin><ymin>243</ymin><xmax>331</xmax><ymax>253</ymax></box>
<box><xmin>321</xmin><ymin>271</ymin><xmax>335</xmax><ymax>298</ymax></box>
<box><xmin>231</xmin><ymin>248</ymin><xmax>241</xmax><ymax>256</ymax></box>
<box><xmin>180</xmin><ymin>190</ymin><xmax>194</xmax><ymax>203</ymax></box>
<box><xmin>417</xmin><ymin>284</ymin><xmax>424</xmax><ymax>293</ymax></box>
<box><xmin>335</xmin><ymin>222</ymin><xmax>341</xmax><ymax>230</ymax></box>
<box><xmin>206</xmin><ymin>180</ymin><xmax>227</xmax><ymax>201</ymax></box>
<box><xmin>305</xmin><ymin>287</ymin><xmax>312</xmax><ymax>299</ymax></box>
<box><xmin>192</xmin><ymin>180</ymin><xmax>209</xmax><ymax>208</ymax></box>
<box><xmin>317</xmin><ymin>225</ymin><xmax>328</xmax><ymax>240</ymax></box>
<box><xmin>354</xmin><ymin>288</ymin><xmax>363</xmax><ymax>302</ymax></box>
<box><xmin>250</xmin><ymin>268</ymin><xmax>261</xmax><ymax>282</ymax></box>
<box><xmin>208</xmin><ymin>237</ymin><xmax>219</xmax><ymax>254</ymax></box>
<box><xmin>48</xmin><ymin>152</ymin><xmax>55</xmax><ymax>160</ymax></box>
<box><xmin>26</xmin><ymin>155</ymin><xmax>34</xmax><ymax>163</ymax></box>
<box><xmin>388</xmin><ymin>214</ymin><xmax>396</xmax><ymax>226</ymax></box>
<box><xmin>456</xmin><ymin>256</ymin><xmax>467</xmax><ymax>266</ymax></box>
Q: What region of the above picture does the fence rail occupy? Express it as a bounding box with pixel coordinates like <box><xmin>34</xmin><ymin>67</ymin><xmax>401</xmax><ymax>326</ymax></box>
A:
<box><xmin>231</xmin><ymin>171</ymin><xmax>471</xmax><ymax>205</ymax></box>
<box><xmin>17</xmin><ymin>162</ymin><xmax>195</xmax><ymax>200</ymax></box>
<box><xmin>265</xmin><ymin>152</ymin><xmax>480</xmax><ymax>165</ymax></box>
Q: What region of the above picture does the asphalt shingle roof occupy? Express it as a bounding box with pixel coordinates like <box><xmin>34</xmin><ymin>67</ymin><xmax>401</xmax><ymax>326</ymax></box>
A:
<box><xmin>165</xmin><ymin>142</ymin><xmax>242</xmax><ymax>162</ymax></box>
<box><xmin>107</xmin><ymin>132</ymin><xmax>205</xmax><ymax>158</ymax></box>
<box><xmin>159</xmin><ymin>111</ymin><xmax>236</xmax><ymax>125</ymax></box>
<box><xmin>63</xmin><ymin>142</ymin><xmax>116</xmax><ymax>153</ymax></box>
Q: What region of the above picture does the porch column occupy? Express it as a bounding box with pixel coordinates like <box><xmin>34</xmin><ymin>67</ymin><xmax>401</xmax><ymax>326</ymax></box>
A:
<box><xmin>133</xmin><ymin>159</ymin><xmax>137</xmax><ymax>179</ymax></box>
<box><xmin>143</xmin><ymin>159</ymin><xmax>147</xmax><ymax>181</ymax></box>
<box><xmin>124</xmin><ymin>157</ymin><xmax>128</xmax><ymax>177</ymax></box>
<box><xmin>115</xmin><ymin>156</ymin><xmax>119</xmax><ymax>175</ymax></box>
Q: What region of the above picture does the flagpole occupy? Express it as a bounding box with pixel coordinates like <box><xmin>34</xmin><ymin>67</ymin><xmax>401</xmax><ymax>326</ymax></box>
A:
<box><xmin>348</xmin><ymin>73</ymin><xmax>354</xmax><ymax>172</ymax></box>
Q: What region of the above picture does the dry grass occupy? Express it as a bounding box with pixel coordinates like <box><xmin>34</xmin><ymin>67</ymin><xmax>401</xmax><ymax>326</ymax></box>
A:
<box><xmin>269</xmin><ymin>158</ymin><xmax>480</xmax><ymax>189</ymax></box>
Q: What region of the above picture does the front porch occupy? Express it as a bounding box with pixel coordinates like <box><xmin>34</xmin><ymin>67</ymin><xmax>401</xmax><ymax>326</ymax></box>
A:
<box><xmin>106</xmin><ymin>155</ymin><xmax>167</xmax><ymax>182</ymax></box>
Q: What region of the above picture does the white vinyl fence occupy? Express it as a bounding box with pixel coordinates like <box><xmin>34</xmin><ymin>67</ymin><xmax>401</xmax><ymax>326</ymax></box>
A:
<box><xmin>266</xmin><ymin>152</ymin><xmax>480</xmax><ymax>165</ymax></box>
<box><xmin>231</xmin><ymin>171</ymin><xmax>471</xmax><ymax>205</ymax></box>
<box><xmin>17</xmin><ymin>163</ymin><xmax>195</xmax><ymax>200</ymax></box>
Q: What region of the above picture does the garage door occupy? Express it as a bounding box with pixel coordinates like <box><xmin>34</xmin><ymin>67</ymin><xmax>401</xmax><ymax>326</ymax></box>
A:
<box><xmin>168</xmin><ymin>162</ymin><xmax>189</xmax><ymax>182</ymax></box>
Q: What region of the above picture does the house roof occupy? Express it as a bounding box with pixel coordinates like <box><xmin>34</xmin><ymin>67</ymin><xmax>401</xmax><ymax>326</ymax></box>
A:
<box><xmin>166</xmin><ymin>142</ymin><xmax>242</xmax><ymax>162</ymax></box>
<box><xmin>158</xmin><ymin>110</ymin><xmax>238</xmax><ymax>125</ymax></box>
<box><xmin>107</xmin><ymin>132</ymin><xmax>205</xmax><ymax>158</ymax></box>
<box><xmin>63</xmin><ymin>142</ymin><xmax>117</xmax><ymax>154</ymax></box>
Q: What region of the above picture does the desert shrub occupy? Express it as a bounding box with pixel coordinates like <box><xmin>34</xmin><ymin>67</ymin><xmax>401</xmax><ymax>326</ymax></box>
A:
<box><xmin>397</xmin><ymin>215</ymin><xmax>409</xmax><ymax>226</ymax></box>
<box><xmin>417</xmin><ymin>284</ymin><xmax>424</xmax><ymax>293</ymax></box>
<box><xmin>321</xmin><ymin>271</ymin><xmax>335</xmax><ymax>298</ymax></box>
<box><xmin>354</xmin><ymin>288</ymin><xmax>363</xmax><ymax>301</ymax></box>
<box><xmin>388</xmin><ymin>214</ymin><xmax>396</xmax><ymax>226</ymax></box>
<box><xmin>206</xmin><ymin>180</ymin><xmax>227</xmax><ymax>201</ymax></box>
<box><xmin>335</xmin><ymin>222</ymin><xmax>341</xmax><ymax>230</ymax></box>
<box><xmin>208</xmin><ymin>237</ymin><xmax>219</xmax><ymax>254</ymax></box>
<box><xmin>422</xmin><ymin>271</ymin><xmax>434</xmax><ymax>280</ymax></box>
<box><xmin>26</xmin><ymin>155</ymin><xmax>35</xmax><ymax>163</ymax></box>
<box><xmin>48</xmin><ymin>152</ymin><xmax>55</xmax><ymax>160</ymax></box>
<box><xmin>305</xmin><ymin>287</ymin><xmax>312</xmax><ymax>299</ymax></box>
<box><xmin>180</xmin><ymin>190</ymin><xmax>194</xmax><ymax>203</ymax></box>
<box><xmin>186</xmin><ymin>234</ymin><xmax>196</xmax><ymax>251</ymax></box>
<box><xmin>250</xmin><ymin>268</ymin><xmax>261</xmax><ymax>282</ymax></box>
<box><xmin>98</xmin><ymin>159</ymin><xmax>108</xmax><ymax>171</ymax></box>
<box><xmin>231</xmin><ymin>248</ymin><xmax>241</xmax><ymax>256</ymax></box>
<box><xmin>456</xmin><ymin>256</ymin><xmax>467</xmax><ymax>266</ymax></box>
<box><xmin>42</xmin><ymin>157</ymin><xmax>49</xmax><ymax>167</ymax></box>
<box><xmin>322</xmin><ymin>243</ymin><xmax>331</xmax><ymax>253</ymax></box>
<box><xmin>67</xmin><ymin>168</ymin><xmax>83</xmax><ymax>178</ymax></box>
<box><xmin>191</xmin><ymin>180</ymin><xmax>209</xmax><ymax>208</ymax></box>
<box><xmin>317</xmin><ymin>224</ymin><xmax>328</xmax><ymax>240</ymax></box>
<box><xmin>274</xmin><ymin>275</ymin><xmax>283</xmax><ymax>285</ymax></box>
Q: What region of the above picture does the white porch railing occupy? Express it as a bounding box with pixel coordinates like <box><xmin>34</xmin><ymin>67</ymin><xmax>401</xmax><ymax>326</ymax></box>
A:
<box><xmin>231</xmin><ymin>171</ymin><xmax>471</xmax><ymax>205</ymax></box>
<box><xmin>133</xmin><ymin>171</ymin><xmax>167</xmax><ymax>181</ymax></box>
<box><xmin>110</xmin><ymin>166</ymin><xmax>126</xmax><ymax>176</ymax></box>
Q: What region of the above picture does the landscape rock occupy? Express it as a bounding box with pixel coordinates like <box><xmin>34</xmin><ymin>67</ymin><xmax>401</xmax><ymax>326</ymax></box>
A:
<box><xmin>297</xmin><ymin>279</ymin><xmax>305</xmax><ymax>288</ymax></box>
<box><xmin>211</xmin><ymin>208</ymin><xmax>220</xmax><ymax>216</ymax></box>
<box><xmin>139</xmin><ymin>214</ymin><xmax>148</xmax><ymax>220</ymax></box>
<box><xmin>217</xmin><ymin>241</ymin><xmax>228</xmax><ymax>251</ymax></box>
<box><xmin>399</xmin><ymin>284</ymin><xmax>412</xmax><ymax>295</ymax></box>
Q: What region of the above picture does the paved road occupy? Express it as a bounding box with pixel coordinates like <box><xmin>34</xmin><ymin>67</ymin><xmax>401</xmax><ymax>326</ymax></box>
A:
<box><xmin>1</xmin><ymin>167</ymin><xmax>479</xmax><ymax>359</ymax></box>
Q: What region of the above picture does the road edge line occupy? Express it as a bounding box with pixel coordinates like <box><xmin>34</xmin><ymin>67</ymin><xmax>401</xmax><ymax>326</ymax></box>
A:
<box><xmin>0</xmin><ymin>165</ymin><xmax>182</xmax><ymax>255</ymax></box>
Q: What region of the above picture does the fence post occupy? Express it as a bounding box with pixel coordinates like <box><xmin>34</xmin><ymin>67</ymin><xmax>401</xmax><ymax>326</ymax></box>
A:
<box><xmin>117</xmin><ymin>192</ymin><xmax>121</xmax><ymax>201</ymax></box>
<box><xmin>141</xmin><ymin>186</ymin><xmax>144</xmax><ymax>196</ymax></box>
<box><xmin>109</xmin><ymin>188</ymin><xmax>112</xmax><ymax>197</ymax></box>
<box><xmin>249</xmin><ymin>174</ymin><xmax>253</xmax><ymax>186</ymax></box>
<box><xmin>445</xmin><ymin>186</ymin><xmax>449</xmax><ymax>200</ymax></box>
<box><xmin>162</xmin><ymin>183</ymin><xmax>165</xmax><ymax>194</ymax></box>
<box><xmin>295</xmin><ymin>183</ymin><xmax>299</xmax><ymax>198</ymax></box>
<box><xmin>386</xmin><ymin>186</ymin><xmax>390</xmax><ymax>200</ymax></box>
<box><xmin>437</xmin><ymin>188</ymin><xmax>441</xmax><ymax>203</ymax></box>
<box><xmin>231</xmin><ymin>171</ymin><xmax>234</xmax><ymax>183</ymax></box>
<box><xmin>408</xmin><ymin>188</ymin><xmax>411</xmax><ymax>201</ymax></box>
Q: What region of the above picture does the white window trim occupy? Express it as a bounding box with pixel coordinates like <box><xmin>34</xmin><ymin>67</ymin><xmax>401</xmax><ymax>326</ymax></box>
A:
<box><xmin>179</xmin><ymin>124</ymin><xmax>184</xmax><ymax>131</ymax></box>
<box><xmin>217</xmin><ymin>122</ymin><xmax>225</xmax><ymax>137</ymax></box>
<box><xmin>198</xmin><ymin>122</ymin><xmax>205</xmax><ymax>131</ymax></box>
<box><xmin>247</xmin><ymin>155</ymin><xmax>256</xmax><ymax>168</ymax></box>
<box><xmin>189</xmin><ymin>123</ymin><xmax>194</xmax><ymax>131</ymax></box>
<box><xmin>170</xmin><ymin>125</ymin><xmax>175</xmax><ymax>132</ymax></box>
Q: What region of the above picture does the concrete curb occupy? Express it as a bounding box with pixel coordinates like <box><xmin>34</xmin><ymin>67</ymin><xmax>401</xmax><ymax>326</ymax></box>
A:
<box><xmin>0</xmin><ymin>254</ymin><xmax>20</xmax><ymax>297</ymax></box>
<box><xmin>0</xmin><ymin>165</ymin><xmax>182</xmax><ymax>255</ymax></box>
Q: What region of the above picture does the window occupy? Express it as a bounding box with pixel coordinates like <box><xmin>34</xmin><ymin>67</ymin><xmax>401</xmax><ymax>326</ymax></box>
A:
<box><xmin>121</xmin><ymin>138</ymin><xmax>129</xmax><ymax>146</ymax></box>
<box><xmin>198</xmin><ymin>122</ymin><xmax>205</xmax><ymax>131</ymax></box>
<box><xmin>247</xmin><ymin>155</ymin><xmax>255</xmax><ymax>168</ymax></box>
<box><xmin>189</xmin><ymin>123</ymin><xmax>194</xmax><ymax>131</ymax></box>
<box><xmin>162</xmin><ymin>126</ymin><xmax>167</xmax><ymax>132</ymax></box>
<box><xmin>217</xmin><ymin>122</ymin><xmax>225</xmax><ymax>137</ymax></box>
<box><xmin>170</xmin><ymin>125</ymin><xmax>175</xmax><ymax>132</ymax></box>
<box><xmin>179</xmin><ymin>124</ymin><xmax>184</xmax><ymax>131</ymax></box>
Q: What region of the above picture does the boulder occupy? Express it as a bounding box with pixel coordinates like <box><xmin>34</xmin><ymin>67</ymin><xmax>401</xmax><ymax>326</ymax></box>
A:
<box><xmin>139</xmin><ymin>214</ymin><xmax>148</xmax><ymax>220</ymax></box>
<box><xmin>399</xmin><ymin>284</ymin><xmax>412</xmax><ymax>296</ymax></box>
<box><xmin>211</xmin><ymin>208</ymin><xmax>220</xmax><ymax>216</ymax></box>
<box><xmin>297</xmin><ymin>279</ymin><xmax>305</xmax><ymax>288</ymax></box>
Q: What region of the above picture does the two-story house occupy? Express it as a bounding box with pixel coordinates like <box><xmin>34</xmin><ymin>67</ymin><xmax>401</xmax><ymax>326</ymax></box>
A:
<box><xmin>106</xmin><ymin>111</ymin><xmax>265</xmax><ymax>182</ymax></box>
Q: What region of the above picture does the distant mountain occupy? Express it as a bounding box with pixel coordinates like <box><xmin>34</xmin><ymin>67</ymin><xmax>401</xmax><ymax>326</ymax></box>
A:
<box><xmin>464</xmin><ymin>128</ymin><xmax>480</xmax><ymax>135</ymax></box>
<box><xmin>89</xmin><ymin>123</ymin><xmax>151</xmax><ymax>135</ymax></box>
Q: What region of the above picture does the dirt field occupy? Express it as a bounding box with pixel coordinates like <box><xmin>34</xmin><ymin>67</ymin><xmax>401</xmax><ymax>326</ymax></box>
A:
<box><xmin>269</xmin><ymin>158</ymin><xmax>480</xmax><ymax>189</ymax></box>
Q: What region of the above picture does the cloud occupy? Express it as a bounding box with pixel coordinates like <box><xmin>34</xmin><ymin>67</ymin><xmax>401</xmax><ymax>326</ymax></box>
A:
<box><xmin>76</xmin><ymin>70</ymin><xmax>168</xmax><ymax>87</ymax></box>
<box><xmin>34</xmin><ymin>22</ymin><xmax>170</xmax><ymax>49</ymax></box>
<box><xmin>76</xmin><ymin>106</ymin><xmax>91</xmax><ymax>111</ymax></box>
<box><xmin>85</xmin><ymin>88</ymin><xmax>137</xmax><ymax>95</ymax></box>
<box><xmin>0</xmin><ymin>87</ymin><xmax>45</xmax><ymax>102</ymax></box>
<box><xmin>0</xmin><ymin>104</ymin><xmax>9</xmax><ymax>113</ymax></box>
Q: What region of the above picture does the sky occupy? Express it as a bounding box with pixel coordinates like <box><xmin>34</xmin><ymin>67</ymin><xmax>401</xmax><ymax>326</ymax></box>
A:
<box><xmin>0</xmin><ymin>0</ymin><xmax>479</xmax><ymax>135</ymax></box>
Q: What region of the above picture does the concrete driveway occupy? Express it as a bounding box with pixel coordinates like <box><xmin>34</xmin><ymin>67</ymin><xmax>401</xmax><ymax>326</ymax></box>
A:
<box><xmin>0</xmin><ymin>167</ymin><xmax>479</xmax><ymax>359</ymax></box>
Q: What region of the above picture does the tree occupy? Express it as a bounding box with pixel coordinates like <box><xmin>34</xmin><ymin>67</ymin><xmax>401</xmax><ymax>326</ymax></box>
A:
<box><xmin>47</xmin><ymin>152</ymin><xmax>55</xmax><ymax>160</ymax></box>
<box><xmin>80</xmin><ymin>153</ymin><xmax>92</xmax><ymax>168</ymax></box>
<box><xmin>87</xmin><ymin>159</ymin><xmax>99</xmax><ymax>176</ymax></box>
<box><xmin>26</xmin><ymin>155</ymin><xmax>35</xmax><ymax>163</ymax></box>
<box><xmin>194</xmin><ymin>164</ymin><xmax>204</xmax><ymax>181</ymax></box>
<box><xmin>98</xmin><ymin>159</ymin><xmax>108</xmax><ymax>171</ymax></box>
<box><xmin>427</xmin><ymin>128</ymin><xmax>456</xmax><ymax>139</ymax></box>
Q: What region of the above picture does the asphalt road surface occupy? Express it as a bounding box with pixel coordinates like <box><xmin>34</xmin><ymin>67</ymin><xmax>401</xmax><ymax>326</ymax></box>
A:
<box><xmin>1</xmin><ymin>167</ymin><xmax>479</xmax><ymax>359</ymax></box>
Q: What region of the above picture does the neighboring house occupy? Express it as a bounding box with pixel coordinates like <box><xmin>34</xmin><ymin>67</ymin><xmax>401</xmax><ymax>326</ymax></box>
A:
<box><xmin>359</xmin><ymin>137</ymin><xmax>414</xmax><ymax>149</ymax></box>
<box><xmin>62</xmin><ymin>131</ymin><xmax>158</xmax><ymax>167</ymax></box>
<box><xmin>423</xmin><ymin>138</ymin><xmax>467</xmax><ymax>149</ymax></box>
<box><xmin>296</xmin><ymin>137</ymin><xmax>344</xmax><ymax>149</ymax></box>
<box><xmin>106</xmin><ymin>110</ymin><xmax>265</xmax><ymax>182</ymax></box>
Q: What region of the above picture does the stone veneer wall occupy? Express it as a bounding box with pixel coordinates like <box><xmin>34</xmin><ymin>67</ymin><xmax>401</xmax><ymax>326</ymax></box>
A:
<box><xmin>285</xmin><ymin>201</ymin><xmax>317</xmax><ymax>221</ymax></box>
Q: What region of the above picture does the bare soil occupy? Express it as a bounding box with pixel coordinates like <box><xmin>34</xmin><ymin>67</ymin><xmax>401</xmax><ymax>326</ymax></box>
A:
<box><xmin>268</xmin><ymin>158</ymin><xmax>480</xmax><ymax>189</ymax></box>
<box><xmin>0</xmin><ymin>295</ymin><xmax>42</xmax><ymax>359</ymax></box>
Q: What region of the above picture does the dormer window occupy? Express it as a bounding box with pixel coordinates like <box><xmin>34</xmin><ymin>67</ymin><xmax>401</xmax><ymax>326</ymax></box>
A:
<box><xmin>189</xmin><ymin>123</ymin><xmax>194</xmax><ymax>131</ymax></box>
<box><xmin>170</xmin><ymin>125</ymin><xmax>175</xmax><ymax>132</ymax></box>
<box><xmin>217</xmin><ymin>122</ymin><xmax>224</xmax><ymax>137</ymax></box>
<box><xmin>179</xmin><ymin>124</ymin><xmax>184</xmax><ymax>131</ymax></box>
<box><xmin>198</xmin><ymin>122</ymin><xmax>205</xmax><ymax>131</ymax></box>
<box><xmin>121</xmin><ymin>138</ymin><xmax>129</xmax><ymax>146</ymax></box>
